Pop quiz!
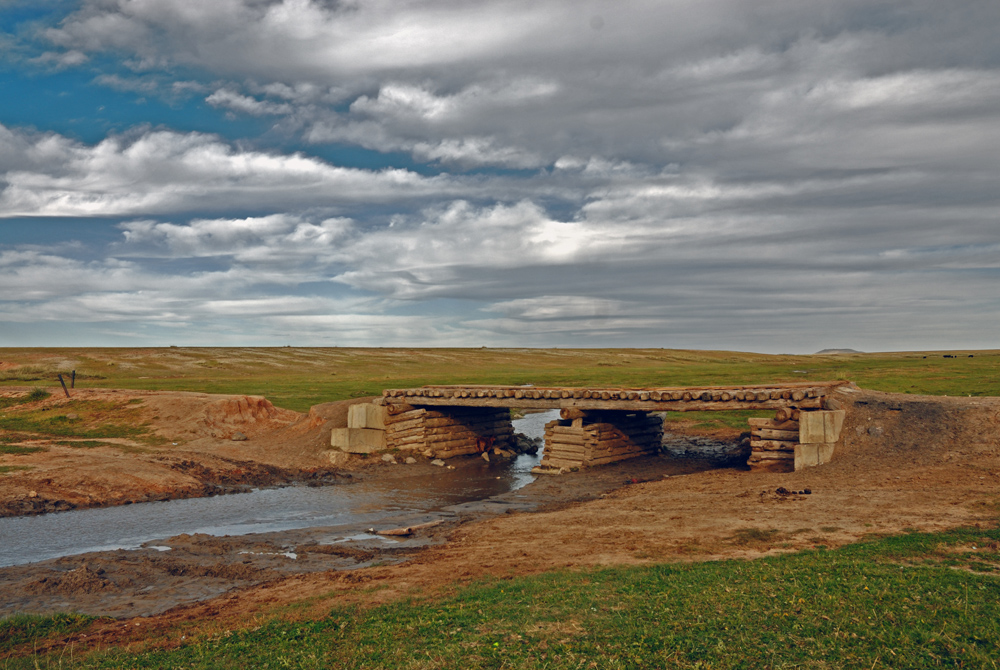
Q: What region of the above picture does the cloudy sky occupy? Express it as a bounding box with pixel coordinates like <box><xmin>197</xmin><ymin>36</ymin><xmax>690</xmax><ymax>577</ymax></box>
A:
<box><xmin>1</xmin><ymin>0</ymin><xmax>998</xmax><ymax>352</ymax></box>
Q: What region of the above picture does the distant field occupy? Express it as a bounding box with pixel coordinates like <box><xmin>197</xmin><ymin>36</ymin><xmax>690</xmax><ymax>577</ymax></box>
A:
<box><xmin>1</xmin><ymin>347</ymin><xmax>997</xmax><ymax>413</ymax></box>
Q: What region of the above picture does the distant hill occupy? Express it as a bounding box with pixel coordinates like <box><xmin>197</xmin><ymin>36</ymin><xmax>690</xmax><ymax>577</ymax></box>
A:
<box><xmin>814</xmin><ymin>348</ymin><xmax>864</xmax><ymax>355</ymax></box>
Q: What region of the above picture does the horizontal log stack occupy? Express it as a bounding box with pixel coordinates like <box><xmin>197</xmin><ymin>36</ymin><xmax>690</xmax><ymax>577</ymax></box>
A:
<box><xmin>538</xmin><ymin>411</ymin><xmax>663</xmax><ymax>472</ymax></box>
<box><xmin>384</xmin><ymin>404</ymin><xmax>514</xmax><ymax>459</ymax></box>
<box><xmin>381</xmin><ymin>382</ymin><xmax>849</xmax><ymax>413</ymax></box>
<box><xmin>747</xmin><ymin>407</ymin><xmax>800</xmax><ymax>473</ymax></box>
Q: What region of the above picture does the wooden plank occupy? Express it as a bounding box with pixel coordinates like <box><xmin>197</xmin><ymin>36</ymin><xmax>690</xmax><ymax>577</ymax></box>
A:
<box><xmin>551</xmin><ymin>436</ymin><xmax>586</xmax><ymax>445</ymax></box>
<box><xmin>388</xmin><ymin>396</ymin><xmax>825</xmax><ymax>412</ymax></box>
<box><xmin>750</xmin><ymin>450</ymin><xmax>795</xmax><ymax>460</ymax></box>
<box><xmin>546</xmin><ymin>427</ymin><xmax>581</xmax><ymax>436</ymax></box>
<box><xmin>434</xmin><ymin>446</ymin><xmax>480</xmax><ymax>459</ymax></box>
<box><xmin>541</xmin><ymin>457</ymin><xmax>584</xmax><ymax>468</ymax></box>
<box><xmin>747</xmin><ymin>418</ymin><xmax>799</xmax><ymax>430</ymax></box>
<box><xmin>752</xmin><ymin>428</ymin><xmax>799</xmax><ymax>441</ymax></box>
<box><xmin>751</xmin><ymin>439</ymin><xmax>797</xmax><ymax>450</ymax></box>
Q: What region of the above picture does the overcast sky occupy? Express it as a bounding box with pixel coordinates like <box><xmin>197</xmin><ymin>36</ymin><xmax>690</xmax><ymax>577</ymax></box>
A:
<box><xmin>1</xmin><ymin>0</ymin><xmax>998</xmax><ymax>352</ymax></box>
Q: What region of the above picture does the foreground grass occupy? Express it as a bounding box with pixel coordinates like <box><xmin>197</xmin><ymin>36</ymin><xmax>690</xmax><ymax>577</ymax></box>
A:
<box><xmin>1</xmin><ymin>347</ymin><xmax>998</xmax><ymax>412</ymax></box>
<box><xmin>0</xmin><ymin>614</ymin><xmax>95</xmax><ymax>656</ymax></box>
<box><xmin>6</xmin><ymin>527</ymin><xmax>1000</xmax><ymax>669</ymax></box>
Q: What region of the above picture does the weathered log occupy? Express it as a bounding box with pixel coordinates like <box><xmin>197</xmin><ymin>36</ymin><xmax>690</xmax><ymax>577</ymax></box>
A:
<box><xmin>541</xmin><ymin>457</ymin><xmax>584</xmax><ymax>468</ymax></box>
<box><xmin>387</xmin><ymin>429</ymin><xmax>425</xmax><ymax>442</ymax></box>
<box><xmin>752</xmin><ymin>428</ymin><xmax>799</xmax><ymax>441</ymax></box>
<box><xmin>750</xmin><ymin>439</ymin><xmax>797</xmax><ymax>451</ymax></box>
<box><xmin>385</xmin><ymin>403</ymin><xmax>419</xmax><ymax>415</ymax></box>
<box><xmin>549</xmin><ymin>437</ymin><xmax>586</xmax><ymax>445</ymax></box>
<box><xmin>375</xmin><ymin>520</ymin><xmax>444</xmax><ymax>536</ymax></box>
<box><xmin>386</xmin><ymin>418</ymin><xmax>426</xmax><ymax>433</ymax></box>
<box><xmin>548</xmin><ymin>447</ymin><xmax>587</xmax><ymax>457</ymax></box>
<box><xmin>747</xmin><ymin>418</ymin><xmax>799</xmax><ymax>430</ymax></box>
<box><xmin>433</xmin><ymin>447</ymin><xmax>480</xmax><ymax>459</ymax></box>
<box><xmin>749</xmin><ymin>450</ymin><xmax>795</xmax><ymax>460</ymax></box>
<box><xmin>389</xmin><ymin>396</ymin><xmax>826</xmax><ymax>412</ymax></box>
<box><xmin>549</xmin><ymin>424</ymin><xmax>585</xmax><ymax>433</ymax></box>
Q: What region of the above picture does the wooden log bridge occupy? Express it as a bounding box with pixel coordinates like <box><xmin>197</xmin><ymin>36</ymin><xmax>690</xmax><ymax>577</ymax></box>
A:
<box><xmin>361</xmin><ymin>382</ymin><xmax>852</xmax><ymax>474</ymax></box>
<box><xmin>379</xmin><ymin>382</ymin><xmax>848</xmax><ymax>412</ymax></box>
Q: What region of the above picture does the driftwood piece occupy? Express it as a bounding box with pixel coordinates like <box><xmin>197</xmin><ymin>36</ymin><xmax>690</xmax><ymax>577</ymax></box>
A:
<box><xmin>374</xmin><ymin>520</ymin><xmax>444</xmax><ymax>536</ymax></box>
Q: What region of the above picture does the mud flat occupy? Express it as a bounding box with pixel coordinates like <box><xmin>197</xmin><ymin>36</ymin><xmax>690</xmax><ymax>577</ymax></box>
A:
<box><xmin>0</xmin><ymin>453</ymin><xmax>716</xmax><ymax>619</ymax></box>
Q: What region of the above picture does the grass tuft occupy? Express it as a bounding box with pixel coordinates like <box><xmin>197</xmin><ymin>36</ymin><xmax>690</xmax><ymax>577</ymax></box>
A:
<box><xmin>0</xmin><ymin>613</ymin><xmax>95</xmax><ymax>654</ymax></box>
<box><xmin>0</xmin><ymin>444</ymin><xmax>47</xmax><ymax>455</ymax></box>
<box><xmin>0</xmin><ymin>465</ymin><xmax>33</xmax><ymax>474</ymax></box>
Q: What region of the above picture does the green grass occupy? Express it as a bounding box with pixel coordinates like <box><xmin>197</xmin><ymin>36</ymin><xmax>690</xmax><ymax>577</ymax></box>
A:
<box><xmin>50</xmin><ymin>440</ymin><xmax>148</xmax><ymax>454</ymax></box>
<box><xmin>1</xmin><ymin>347</ymin><xmax>998</xmax><ymax>413</ymax></box>
<box><xmin>0</xmin><ymin>389</ymin><xmax>49</xmax><ymax>410</ymax></box>
<box><xmin>0</xmin><ymin>444</ymin><xmax>46</xmax><ymax>455</ymax></box>
<box><xmin>8</xmin><ymin>528</ymin><xmax>1000</xmax><ymax>669</ymax></box>
<box><xmin>0</xmin><ymin>613</ymin><xmax>95</xmax><ymax>655</ymax></box>
<box><xmin>0</xmin><ymin>465</ymin><xmax>33</xmax><ymax>474</ymax></box>
<box><xmin>52</xmin><ymin>440</ymin><xmax>122</xmax><ymax>449</ymax></box>
<box><xmin>664</xmin><ymin>409</ymin><xmax>772</xmax><ymax>432</ymax></box>
<box><xmin>0</xmin><ymin>400</ymin><xmax>152</xmax><ymax>442</ymax></box>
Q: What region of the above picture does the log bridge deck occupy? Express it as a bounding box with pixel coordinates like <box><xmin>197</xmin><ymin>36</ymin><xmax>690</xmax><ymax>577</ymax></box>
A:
<box><xmin>343</xmin><ymin>382</ymin><xmax>852</xmax><ymax>474</ymax></box>
<box><xmin>379</xmin><ymin>381</ymin><xmax>849</xmax><ymax>412</ymax></box>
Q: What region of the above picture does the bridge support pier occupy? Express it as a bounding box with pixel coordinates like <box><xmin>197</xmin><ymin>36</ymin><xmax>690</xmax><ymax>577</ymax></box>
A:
<box><xmin>383</xmin><ymin>405</ymin><xmax>514</xmax><ymax>458</ymax></box>
<box><xmin>748</xmin><ymin>408</ymin><xmax>846</xmax><ymax>472</ymax></box>
<box><xmin>536</xmin><ymin>410</ymin><xmax>663</xmax><ymax>472</ymax></box>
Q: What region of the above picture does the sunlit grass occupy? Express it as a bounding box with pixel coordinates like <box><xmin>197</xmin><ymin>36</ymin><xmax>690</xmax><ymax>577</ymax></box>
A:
<box><xmin>9</xmin><ymin>527</ymin><xmax>999</xmax><ymax>669</ymax></box>
<box><xmin>1</xmin><ymin>347</ymin><xmax>997</xmax><ymax>412</ymax></box>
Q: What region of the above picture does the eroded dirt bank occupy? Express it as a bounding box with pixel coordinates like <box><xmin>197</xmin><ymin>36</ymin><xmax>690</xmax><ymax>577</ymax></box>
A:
<box><xmin>0</xmin><ymin>388</ymin><xmax>374</xmax><ymax>517</ymax></box>
<box><xmin>2</xmin><ymin>388</ymin><xmax>999</xmax><ymax>657</ymax></box>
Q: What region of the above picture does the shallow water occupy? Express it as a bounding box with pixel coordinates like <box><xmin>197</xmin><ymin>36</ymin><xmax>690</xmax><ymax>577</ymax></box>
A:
<box><xmin>0</xmin><ymin>411</ymin><xmax>557</xmax><ymax>568</ymax></box>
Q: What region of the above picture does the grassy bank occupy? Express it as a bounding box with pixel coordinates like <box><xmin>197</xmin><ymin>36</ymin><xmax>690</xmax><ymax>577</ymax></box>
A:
<box><xmin>5</xmin><ymin>527</ymin><xmax>999</xmax><ymax>669</ymax></box>
<box><xmin>1</xmin><ymin>347</ymin><xmax>998</xmax><ymax>412</ymax></box>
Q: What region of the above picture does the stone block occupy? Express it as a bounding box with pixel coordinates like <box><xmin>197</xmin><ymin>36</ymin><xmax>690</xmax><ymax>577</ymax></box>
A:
<box><xmin>794</xmin><ymin>443</ymin><xmax>819</xmax><ymax>470</ymax></box>
<box><xmin>794</xmin><ymin>442</ymin><xmax>836</xmax><ymax>470</ymax></box>
<box><xmin>330</xmin><ymin>428</ymin><xmax>386</xmax><ymax>453</ymax></box>
<box><xmin>348</xmin><ymin>403</ymin><xmax>387</xmax><ymax>430</ymax></box>
<box><xmin>799</xmin><ymin>410</ymin><xmax>845</xmax><ymax>444</ymax></box>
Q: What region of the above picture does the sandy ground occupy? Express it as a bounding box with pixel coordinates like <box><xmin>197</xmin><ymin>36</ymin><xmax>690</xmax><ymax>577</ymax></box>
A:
<box><xmin>2</xmin><ymin>387</ymin><xmax>999</xmax><ymax>657</ymax></box>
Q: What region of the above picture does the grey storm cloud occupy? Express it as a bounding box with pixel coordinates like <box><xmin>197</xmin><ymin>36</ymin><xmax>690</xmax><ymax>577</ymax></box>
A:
<box><xmin>2</xmin><ymin>0</ymin><xmax>999</xmax><ymax>349</ymax></box>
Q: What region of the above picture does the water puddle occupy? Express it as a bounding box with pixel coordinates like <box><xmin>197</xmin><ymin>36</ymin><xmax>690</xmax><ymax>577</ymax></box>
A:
<box><xmin>0</xmin><ymin>410</ymin><xmax>557</xmax><ymax>568</ymax></box>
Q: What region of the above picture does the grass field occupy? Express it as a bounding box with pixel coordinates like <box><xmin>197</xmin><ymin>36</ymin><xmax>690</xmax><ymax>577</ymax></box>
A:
<box><xmin>1</xmin><ymin>347</ymin><xmax>998</xmax><ymax>413</ymax></box>
<box><xmin>4</xmin><ymin>527</ymin><xmax>999</xmax><ymax>669</ymax></box>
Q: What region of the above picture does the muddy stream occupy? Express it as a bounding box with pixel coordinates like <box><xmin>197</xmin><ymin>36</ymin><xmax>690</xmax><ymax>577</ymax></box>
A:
<box><xmin>0</xmin><ymin>412</ymin><xmax>554</xmax><ymax>569</ymax></box>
